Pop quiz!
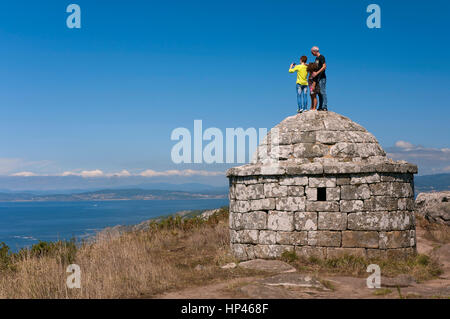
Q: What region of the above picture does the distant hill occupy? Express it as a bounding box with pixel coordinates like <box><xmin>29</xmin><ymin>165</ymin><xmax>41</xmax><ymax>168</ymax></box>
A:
<box><xmin>415</xmin><ymin>173</ymin><xmax>450</xmax><ymax>193</ymax></box>
<box><xmin>0</xmin><ymin>188</ymin><xmax>227</xmax><ymax>202</ymax></box>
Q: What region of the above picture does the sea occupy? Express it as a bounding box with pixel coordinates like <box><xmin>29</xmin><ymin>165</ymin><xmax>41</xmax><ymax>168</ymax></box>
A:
<box><xmin>0</xmin><ymin>198</ymin><xmax>229</xmax><ymax>252</ymax></box>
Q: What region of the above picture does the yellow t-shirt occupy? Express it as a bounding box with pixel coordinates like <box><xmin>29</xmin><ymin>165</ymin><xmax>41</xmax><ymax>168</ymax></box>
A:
<box><xmin>289</xmin><ymin>64</ymin><xmax>308</xmax><ymax>85</ymax></box>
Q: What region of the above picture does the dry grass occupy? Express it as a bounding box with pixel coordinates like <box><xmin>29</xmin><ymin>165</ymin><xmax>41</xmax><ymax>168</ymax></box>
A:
<box><xmin>0</xmin><ymin>208</ymin><xmax>447</xmax><ymax>298</ymax></box>
<box><xmin>287</xmin><ymin>253</ymin><xmax>442</xmax><ymax>283</ymax></box>
<box><xmin>0</xmin><ymin>208</ymin><xmax>258</xmax><ymax>299</ymax></box>
<box><xmin>373</xmin><ymin>288</ymin><xmax>392</xmax><ymax>296</ymax></box>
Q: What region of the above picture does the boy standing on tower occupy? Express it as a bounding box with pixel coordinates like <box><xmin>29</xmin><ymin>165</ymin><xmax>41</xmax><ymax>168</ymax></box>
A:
<box><xmin>289</xmin><ymin>56</ymin><xmax>309</xmax><ymax>113</ymax></box>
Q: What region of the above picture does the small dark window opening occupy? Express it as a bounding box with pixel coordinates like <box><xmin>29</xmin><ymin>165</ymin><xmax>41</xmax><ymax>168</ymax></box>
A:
<box><xmin>317</xmin><ymin>187</ymin><xmax>327</xmax><ymax>201</ymax></box>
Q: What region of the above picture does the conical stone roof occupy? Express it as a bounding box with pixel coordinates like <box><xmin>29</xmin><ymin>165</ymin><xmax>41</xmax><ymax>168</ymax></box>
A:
<box><xmin>227</xmin><ymin>111</ymin><xmax>417</xmax><ymax>177</ymax></box>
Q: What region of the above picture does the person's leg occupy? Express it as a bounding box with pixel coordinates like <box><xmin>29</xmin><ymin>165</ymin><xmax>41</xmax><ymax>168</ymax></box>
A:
<box><xmin>301</xmin><ymin>85</ymin><xmax>309</xmax><ymax>111</ymax></box>
<box><xmin>296</xmin><ymin>84</ymin><xmax>302</xmax><ymax>112</ymax></box>
<box><xmin>318</xmin><ymin>78</ymin><xmax>328</xmax><ymax>110</ymax></box>
<box><xmin>317</xmin><ymin>91</ymin><xmax>323</xmax><ymax>110</ymax></box>
<box><xmin>311</xmin><ymin>94</ymin><xmax>317</xmax><ymax>110</ymax></box>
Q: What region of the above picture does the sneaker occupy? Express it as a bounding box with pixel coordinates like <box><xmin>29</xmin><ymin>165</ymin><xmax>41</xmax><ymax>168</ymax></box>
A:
<box><xmin>297</xmin><ymin>109</ymin><xmax>302</xmax><ymax>113</ymax></box>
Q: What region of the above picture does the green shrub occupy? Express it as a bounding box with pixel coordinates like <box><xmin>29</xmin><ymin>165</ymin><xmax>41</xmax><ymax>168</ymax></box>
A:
<box><xmin>281</xmin><ymin>250</ymin><xmax>298</xmax><ymax>263</ymax></box>
<box><xmin>27</xmin><ymin>239</ymin><xmax>77</xmax><ymax>264</ymax></box>
<box><xmin>0</xmin><ymin>242</ymin><xmax>11</xmax><ymax>270</ymax></box>
<box><xmin>148</xmin><ymin>206</ymin><xmax>229</xmax><ymax>232</ymax></box>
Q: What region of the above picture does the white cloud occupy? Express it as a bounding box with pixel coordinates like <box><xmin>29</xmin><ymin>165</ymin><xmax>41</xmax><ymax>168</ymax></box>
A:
<box><xmin>0</xmin><ymin>158</ymin><xmax>23</xmax><ymax>174</ymax></box>
<box><xmin>139</xmin><ymin>169</ymin><xmax>224</xmax><ymax>177</ymax></box>
<box><xmin>61</xmin><ymin>170</ymin><xmax>105</xmax><ymax>178</ymax></box>
<box><xmin>386</xmin><ymin>141</ymin><xmax>450</xmax><ymax>175</ymax></box>
<box><xmin>15</xmin><ymin>168</ymin><xmax>224</xmax><ymax>178</ymax></box>
<box><xmin>110</xmin><ymin>170</ymin><xmax>131</xmax><ymax>177</ymax></box>
<box><xmin>81</xmin><ymin>170</ymin><xmax>104</xmax><ymax>178</ymax></box>
<box><xmin>394</xmin><ymin>140</ymin><xmax>414</xmax><ymax>150</ymax></box>
<box><xmin>0</xmin><ymin>158</ymin><xmax>53</xmax><ymax>175</ymax></box>
<box><xmin>10</xmin><ymin>171</ymin><xmax>38</xmax><ymax>177</ymax></box>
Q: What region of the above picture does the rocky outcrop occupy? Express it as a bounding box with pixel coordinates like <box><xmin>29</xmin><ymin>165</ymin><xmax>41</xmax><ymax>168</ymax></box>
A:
<box><xmin>416</xmin><ymin>191</ymin><xmax>450</xmax><ymax>226</ymax></box>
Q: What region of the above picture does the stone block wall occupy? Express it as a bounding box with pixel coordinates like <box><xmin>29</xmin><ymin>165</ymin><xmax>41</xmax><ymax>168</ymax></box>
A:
<box><xmin>228</xmin><ymin>172</ymin><xmax>416</xmax><ymax>261</ymax></box>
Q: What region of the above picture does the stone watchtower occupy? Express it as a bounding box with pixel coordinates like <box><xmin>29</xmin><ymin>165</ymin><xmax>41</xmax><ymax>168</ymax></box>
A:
<box><xmin>226</xmin><ymin>112</ymin><xmax>417</xmax><ymax>261</ymax></box>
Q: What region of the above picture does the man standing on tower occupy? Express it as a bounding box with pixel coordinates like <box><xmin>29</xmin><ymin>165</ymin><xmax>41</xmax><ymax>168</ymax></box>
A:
<box><xmin>311</xmin><ymin>46</ymin><xmax>328</xmax><ymax>111</ymax></box>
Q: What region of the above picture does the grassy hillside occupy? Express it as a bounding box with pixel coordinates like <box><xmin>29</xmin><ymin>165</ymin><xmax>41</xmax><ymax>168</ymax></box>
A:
<box><xmin>0</xmin><ymin>207</ymin><xmax>446</xmax><ymax>298</ymax></box>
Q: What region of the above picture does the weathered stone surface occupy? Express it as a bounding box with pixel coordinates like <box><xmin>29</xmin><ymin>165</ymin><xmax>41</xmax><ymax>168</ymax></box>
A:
<box><xmin>231</xmin><ymin>230</ymin><xmax>259</xmax><ymax>244</ymax></box>
<box><xmin>410</xmin><ymin>230</ymin><xmax>416</xmax><ymax>247</ymax></box>
<box><xmin>276</xmin><ymin>231</ymin><xmax>307</xmax><ymax>245</ymax></box>
<box><xmin>350</xmin><ymin>173</ymin><xmax>380</xmax><ymax>184</ymax></box>
<box><xmin>381</xmin><ymin>274</ymin><xmax>416</xmax><ymax>288</ymax></box>
<box><xmin>341</xmin><ymin>184</ymin><xmax>371</xmax><ymax>200</ymax></box>
<box><xmin>267</xmin><ymin>211</ymin><xmax>294</xmax><ymax>231</ymax></box>
<box><xmin>232</xmin><ymin>211</ymin><xmax>268</xmax><ymax>230</ymax></box>
<box><xmin>369</xmin><ymin>182</ymin><xmax>393</xmax><ymax>196</ymax></box>
<box><xmin>306</xmin><ymin>201</ymin><xmax>340</xmax><ymax>212</ymax></box>
<box><xmin>239</xmin><ymin>259</ymin><xmax>296</xmax><ymax>273</ymax></box>
<box><xmin>254</xmin><ymin>245</ymin><xmax>293</xmax><ymax>259</ymax></box>
<box><xmin>340</xmin><ymin>200</ymin><xmax>364</xmax><ymax>213</ymax></box>
<box><xmin>246</xmin><ymin>184</ymin><xmax>264</xmax><ymax>199</ymax></box>
<box><xmin>336</xmin><ymin>177</ymin><xmax>351</xmax><ymax>185</ymax></box>
<box><xmin>294</xmin><ymin>212</ymin><xmax>318</xmax><ymax>231</ymax></box>
<box><xmin>250</xmin><ymin>198</ymin><xmax>276</xmax><ymax>211</ymax></box>
<box><xmin>363</xmin><ymin>197</ymin><xmax>398</xmax><ymax>211</ymax></box>
<box><xmin>232</xmin><ymin>200</ymin><xmax>251</xmax><ymax>213</ymax></box>
<box><xmin>291</xmin><ymin>130</ymin><xmax>316</xmax><ymax>143</ymax></box>
<box><xmin>316</xmin><ymin>231</ymin><xmax>342</xmax><ymax>247</ymax></box>
<box><xmin>347</xmin><ymin>212</ymin><xmax>390</xmax><ymax>231</ymax></box>
<box><xmin>260</xmin><ymin>176</ymin><xmax>278</xmax><ymax>183</ymax></box>
<box><xmin>398</xmin><ymin>198</ymin><xmax>415</xmax><ymax>211</ymax></box>
<box><xmin>276</xmin><ymin>197</ymin><xmax>306</xmax><ymax>211</ymax></box>
<box><xmin>279</xmin><ymin>176</ymin><xmax>308</xmax><ymax>186</ymax></box>
<box><xmin>318</xmin><ymin>212</ymin><xmax>347</xmax><ymax>230</ymax></box>
<box><xmin>221</xmin><ymin>262</ymin><xmax>237</xmax><ymax>269</ymax></box>
<box><xmin>342</xmin><ymin>231</ymin><xmax>379</xmax><ymax>248</ymax></box>
<box><xmin>307</xmin><ymin>231</ymin><xmax>318</xmax><ymax>246</ymax></box>
<box><xmin>231</xmin><ymin>244</ymin><xmax>256</xmax><ymax>261</ymax></box>
<box><xmin>285</xmin><ymin>163</ymin><xmax>324</xmax><ymax>175</ymax></box>
<box><xmin>287</xmin><ymin>186</ymin><xmax>305</xmax><ymax>197</ymax></box>
<box><xmin>416</xmin><ymin>191</ymin><xmax>450</xmax><ymax>226</ymax></box>
<box><xmin>380</xmin><ymin>173</ymin><xmax>412</xmax><ymax>183</ymax></box>
<box><xmin>264</xmin><ymin>183</ymin><xmax>288</xmax><ymax>197</ymax></box>
<box><xmin>259</xmin><ymin>273</ymin><xmax>325</xmax><ymax>288</ymax></box>
<box><xmin>326</xmin><ymin>187</ymin><xmax>341</xmax><ymax>201</ymax></box>
<box><xmin>389</xmin><ymin>211</ymin><xmax>414</xmax><ymax>230</ymax></box>
<box><xmin>305</xmin><ymin>187</ymin><xmax>317</xmax><ymax>201</ymax></box>
<box><xmin>379</xmin><ymin>231</ymin><xmax>410</xmax><ymax>249</ymax></box>
<box><xmin>309</xmin><ymin>177</ymin><xmax>337</xmax><ymax>188</ymax></box>
<box><xmin>259</xmin><ymin>230</ymin><xmax>277</xmax><ymax>245</ymax></box>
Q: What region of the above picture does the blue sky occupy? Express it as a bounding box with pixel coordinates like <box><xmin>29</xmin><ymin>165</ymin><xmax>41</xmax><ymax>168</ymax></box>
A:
<box><xmin>0</xmin><ymin>0</ymin><xmax>449</xmax><ymax>187</ymax></box>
